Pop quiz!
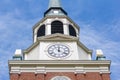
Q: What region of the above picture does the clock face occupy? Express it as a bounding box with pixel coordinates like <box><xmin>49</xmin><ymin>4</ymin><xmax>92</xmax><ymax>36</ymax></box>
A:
<box><xmin>48</xmin><ymin>44</ymin><xmax>69</xmax><ymax>58</ymax></box>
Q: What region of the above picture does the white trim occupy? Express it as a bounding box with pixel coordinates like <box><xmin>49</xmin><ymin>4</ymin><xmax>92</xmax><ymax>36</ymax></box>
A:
<box><xmin>9</xmin><ymin>60</ymin><xmax>111</xmax><ymax>74</ymax></box>
<box><xmin>9</xmin><ymin>60</ymin><xmax>110</xmax><ymax>65</ymax></box>
<box><xmin>46</xmin><ymin>24</ymin><xmax>51</xmax><ymax>35</ymax></box>
<box><xmin>64</xmin><ymin>24</ymin><xmax>69</xmax><ymax>35</ymax></box>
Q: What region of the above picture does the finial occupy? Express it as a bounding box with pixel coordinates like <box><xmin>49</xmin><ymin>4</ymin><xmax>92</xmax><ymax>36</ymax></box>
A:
<box><xmin>96</xmin><ymin>49</ymin><xmax>106</xmax><ymax>60</ymax></box>
<box><xmin>96</xmin><ymin>49</ymin><xmax>103</xmax><ymax>56</ymax></box>
<box><xmin>48</xmin><ymin>0</ymin><xmax>61</xmax><ymax>8</ymax></box>
<box><xmin>15</xmin><ymin>49</ymin><xmax>22</xmax><ymax>56</ymax></box>
<box><xmin>13</xmin><ymin>49</ymin><xmax>22</xmax><ymax>60</ymax></box>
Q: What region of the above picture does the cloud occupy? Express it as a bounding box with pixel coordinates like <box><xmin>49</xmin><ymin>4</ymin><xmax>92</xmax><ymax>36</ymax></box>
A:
<box><xmin>111</xmin><ymin>19</ymin><xmax>120</xmax><ymax>36</ymax></box>
<box><xmin>79</xmin><ymin>20</ymin><xmax>120</xmax><ymax>55</ymax></box>
<box><xmin>0</xmin><ymin>1</ymin><xmax>46</xmax><ymax>79</ymax></box>
<box><xmin>0</xmin><ymin>8</ymin><xmax>40</xmax><ymax>79</ymax></box>
<box><xmin>0</xmin><ymin>52</ymin><xmax>10</xmax><ymax>80</ymax></box>
<box><xmin>111</xmin><ymin>64</ymin><xmax>120</xmax><ymax>80</ymax></box>
<box><xmin>78</xmin><ymin>21</ymin><xmax>120</xmax><ymax>80</ymax></box>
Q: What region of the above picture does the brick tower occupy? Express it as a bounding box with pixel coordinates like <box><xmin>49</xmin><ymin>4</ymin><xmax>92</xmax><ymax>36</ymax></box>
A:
<box><xmin>9</xmin><ymin>0</ymin><xmax>111</xmax><ymax>80</ymax></box>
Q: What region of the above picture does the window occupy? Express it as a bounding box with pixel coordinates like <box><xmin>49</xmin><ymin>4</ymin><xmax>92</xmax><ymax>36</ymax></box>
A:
<box><xmin>51</xmin><ymin>21</ymin><xmax>63</xmax><ymax>34</ymax></box>
<box><xmin>69</xmin><ymin>25</ymin><xmax>76</xmax><ymax>37</ymax></box>
<box><xmin>37</xmin><ymin>25</ymin><xmax>45</xmax><ymax>37</ymax></box>
<box><xmin>51</xmin><ymin>76</ymin><xmax>71</xmax><ymax>80</ymax></box>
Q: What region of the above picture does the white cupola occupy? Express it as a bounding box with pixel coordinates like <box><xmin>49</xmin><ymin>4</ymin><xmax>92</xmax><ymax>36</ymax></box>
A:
<box><xmin>23</xmin><ymin>0</ymin><xmax>92</xmax><ymax>60</ymax></box>
<box><xmin>33</xmin><ymin>0</ymin><xmax>80</xmax><ymax>43</ymax></box>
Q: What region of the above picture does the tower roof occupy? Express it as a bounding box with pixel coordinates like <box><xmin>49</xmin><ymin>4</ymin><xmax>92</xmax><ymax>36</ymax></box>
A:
<box><xmin>48</xmin><ymin>0</ymin><xmax>61</xmax><ymax>8</ymax></box>
<box><xmin>44</xmin><ymin>0</ymin><xmax>67</xmax><ymax>16</ymax></box>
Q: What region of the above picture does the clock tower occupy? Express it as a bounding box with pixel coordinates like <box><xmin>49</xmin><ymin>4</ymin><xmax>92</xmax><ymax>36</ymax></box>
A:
<box><xmin>9</xmin><ymin>0</ymin><xmax>111</xmax><ymax>80</ymax></box>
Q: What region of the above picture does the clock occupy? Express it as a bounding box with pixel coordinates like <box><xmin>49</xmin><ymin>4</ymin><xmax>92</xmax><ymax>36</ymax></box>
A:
<box><xmin>48</xmin><ymin>44</ymin><xmax>70</xmax><ymax>58</ymax></box>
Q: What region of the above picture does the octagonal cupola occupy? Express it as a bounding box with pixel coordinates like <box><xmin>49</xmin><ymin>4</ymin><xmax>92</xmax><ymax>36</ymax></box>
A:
<box><xmin>33</xmin><ymin>0</ymin><xmax>79</xmax><ymax>43</ymax></box>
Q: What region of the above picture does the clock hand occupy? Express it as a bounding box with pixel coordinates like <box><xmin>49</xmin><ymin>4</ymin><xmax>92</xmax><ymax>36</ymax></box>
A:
<box><xmin>58</xmin><ymin>46</ymin><xmax>60</xmax><ymax>52</ymax></box>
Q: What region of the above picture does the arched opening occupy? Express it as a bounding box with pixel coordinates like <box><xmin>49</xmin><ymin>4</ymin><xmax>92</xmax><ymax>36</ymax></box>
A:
<box><xmin>51</xmin><ymin>76</ymin><xmax>71</xmax><ymax>80</ymax></box>
<box><xmin>37</xmin><ymin>24</ymin><xmax>45</xmax><ymax>37</ymax></box>
<box><xmin>69</xmin><ymin>25</ymin><xmax>76</xmax><ymax>37</ymax></box>
<box><xmin>51</xmin><ymin>21</ymin><xmax>63</xmax><ymax>34</ymax></box>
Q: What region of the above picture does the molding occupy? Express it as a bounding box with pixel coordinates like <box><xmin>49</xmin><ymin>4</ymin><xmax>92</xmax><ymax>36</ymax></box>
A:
<box><xmin>23</xmin><ymin>41</ymin><xmax>39</xmax><ymax>54</ymax></box>
<box><xmin>77</xmin><ymin>41</ymin><xmax>93</xmax><ymax>55</ymax></box>
<box><xmin>9</xmin><ymin>60</ymin><xmax>111</xmax><ymax>74</ymax></box>
<box><xmin>8</xmin><ymin>60</ymin><xmax>111</xmax><ymax>65</ymax></box>
<box><xmin>38</xmin><ymin>33</ymin><xmax>79</xmax><ymax>41</ymax></box>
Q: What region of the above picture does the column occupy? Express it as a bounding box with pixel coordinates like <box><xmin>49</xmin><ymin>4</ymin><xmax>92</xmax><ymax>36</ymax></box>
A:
<box><xmin>46</xmin><ymin>24</ymin><xmax>51</xmax><ymax>35</ymax></box>
<box><xmin>64</xmin><ymin>24</ymin><xmax>69</xmax><ymax>35</ymax></box>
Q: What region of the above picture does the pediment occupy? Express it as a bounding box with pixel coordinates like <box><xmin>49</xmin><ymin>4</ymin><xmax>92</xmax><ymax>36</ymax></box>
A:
<box><xmin>23</xmin><ymin>34</ymin><xmax>78</xmax><ymax>54</ymax></box>
<box><xmin>24</xmin><ymin>34</ymin><xmax>92</xmax><ymax>56</ymax></box>
<box><xmin>38</xmin><ymin>33</ymin><xmax>78</xmax><ymax>41</ymax></box>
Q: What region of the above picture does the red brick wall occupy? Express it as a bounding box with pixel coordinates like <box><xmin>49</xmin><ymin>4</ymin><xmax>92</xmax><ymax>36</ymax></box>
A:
<box><xmin>102</xmin><ymin>73</ymin><xmax>111</xmax><ymax>80</ymax></box>
<box><xmin>36</xmin><ymin>73</ymin><xmax>45</xmax><ymax>80</ymax></box>
<box><xmin>45</xmin><ymin>72</ymin><xmax>76</xmax><ymax>80</ymax></box>
<box><xmin>10</xmin><ymin>72</ymin><xmax>110</xmax><ymax>80</ymax></box>
<box><xmin>86</xmin><ymin>72</ymin><xmax>102</xmax><ymax>80</ymax></box>
<box><xmin>76</xmin><ymin>73</ymin><xmax>85</xmax><ymax>80</ymax></box>
<box><xmin>19</xmin><ymin>72</ymin><xmax>36</xmax><ymax>80</ymax></box>
<box><xmin>10</xmin><ymin>73</ymin><xmax>19</xmax><ymax>80</ymax></box>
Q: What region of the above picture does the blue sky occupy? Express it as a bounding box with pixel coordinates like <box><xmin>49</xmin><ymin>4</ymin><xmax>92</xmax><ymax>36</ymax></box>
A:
<box><xmin>0</xmin><ymin>0</ymin><xmax>120</xmax><ymax>80</ymax></box>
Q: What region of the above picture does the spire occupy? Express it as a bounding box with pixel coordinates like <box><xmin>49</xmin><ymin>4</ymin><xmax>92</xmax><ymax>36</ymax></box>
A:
<box><xmin>48</xmin><ymin>0</ymin><xmax>61</xmax><ymax>8</ymax></box>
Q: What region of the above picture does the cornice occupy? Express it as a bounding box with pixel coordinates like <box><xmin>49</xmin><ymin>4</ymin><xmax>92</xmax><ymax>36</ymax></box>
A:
<box><xmin>37</xmin><ymin>33</ymin><xmax>79</xmax><ymax>41</ymax></box>
<box><xmin>9</xmin><ymin>60</ymin><xmax>111</xmax><ymax>66</ymax></box>
<box><xmin>9</xmin><ymin>60</ymin><xmax>111</xmax><ymax>74</ymax></box>
<box><xmin>77</xmin><ymin>41</ymin><xmax>93</xmax><ymax>54</ymax></box>
<box><xmin>23</xmin><ymin>41</ymin><xmax>39</xmax><ymax>54</ymax></box>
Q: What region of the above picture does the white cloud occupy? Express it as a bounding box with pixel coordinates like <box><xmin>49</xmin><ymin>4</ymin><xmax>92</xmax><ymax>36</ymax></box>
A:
<box><xmin>0</xmin><ymin>56</ymin><xmax>10</xmax><ymax>80</ymax></box>
<box><xmin>111</xmin><ymin>19</ymin><xmax>120</xmax><ymax>35</ymax></box>
<box><xmin>79</xmin><ymin>21</ymin><xmax>120</xmax><ymax>80</ymax></box>
<box><xmin>0</xmin><ymin>9</ymin><xmax>40</xmax><ymax>79</ymax></box>
<box><xmin>80</xmin><ymin>22</ymin><xmax>120</xmax><ymax>54</ymax></box>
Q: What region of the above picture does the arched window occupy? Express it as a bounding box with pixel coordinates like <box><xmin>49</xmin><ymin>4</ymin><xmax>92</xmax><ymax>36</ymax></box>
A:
<box><xmin>51</xmin><ymin>21</ymin><xmax>63</xmax><ymax>34</ymax></box>
<box><xmin>69</xmin><ymin>25</ymin><xmax>76</xmax><ymax>37</ymax></box>
<box><xmin>51</xmin><ymin>76</ymin><xmax>71</xmax><ymax>80</ymax></box>
<box><xmin>37</xmin><ymin>24</ymin><xmax>45</xmax><ymax>37</ymax></box>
